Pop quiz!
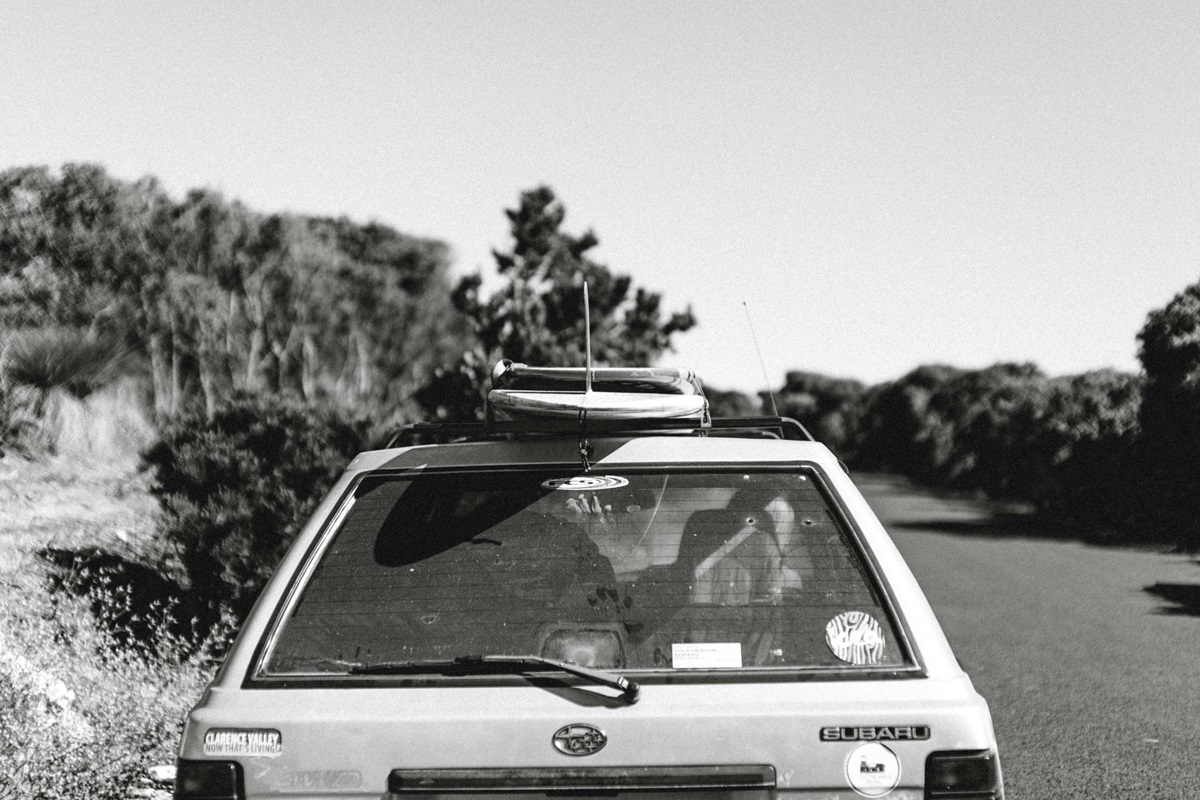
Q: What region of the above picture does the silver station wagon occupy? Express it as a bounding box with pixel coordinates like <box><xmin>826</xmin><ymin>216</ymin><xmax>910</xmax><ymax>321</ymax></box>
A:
<box><xmin>174</xmin><ymin>361</ymin><xmax>1003</xmax><ymax>800</ymax></box>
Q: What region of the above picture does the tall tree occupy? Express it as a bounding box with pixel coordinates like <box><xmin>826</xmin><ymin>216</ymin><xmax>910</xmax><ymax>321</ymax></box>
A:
<box><xmin>418</xmin><ymin>186</ymin><xmax>696</xmax><ymax>419</ymax></box>
<box><xmin>1137</xmin><ymin>280</ymin><xmax>1200</xmax><ymax>551</ymax></box>
<box><xmin>305</xmin><ymin>216</ymin><xmax>463</xmax><ymax>413</ymax></box>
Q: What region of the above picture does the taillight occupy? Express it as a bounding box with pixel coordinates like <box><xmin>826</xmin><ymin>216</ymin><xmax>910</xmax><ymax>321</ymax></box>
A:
<box><xmin>174</xmin><ymin>759</ymin><xmax>244</xmax><ymax>800</ymax></box>
<box><xmin>924</xmin><ymin>750</ymin><xmax>1003</xmax><ymax>799</ymax></box>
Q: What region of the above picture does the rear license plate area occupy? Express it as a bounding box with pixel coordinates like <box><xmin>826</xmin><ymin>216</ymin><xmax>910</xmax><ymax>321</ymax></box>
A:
<box><xmin>388</xmin><ymin>765</ymin><xmax>776</xmax><ymax>800</ymax></box>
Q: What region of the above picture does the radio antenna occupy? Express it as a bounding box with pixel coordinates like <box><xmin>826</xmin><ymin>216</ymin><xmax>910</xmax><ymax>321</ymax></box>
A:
<box><xmin>578</xmin><ymin>281</ymin><xmax>595</xmax><ymax>471</ymax></box>
<box><xmin>584</xmin><ymin>281</ymin><xmax>593</xmax><ymax>394</ymax></box>
<box><xmin>743</xmin><ymin>301</ymin><xmax>779</xmax><ymax>417</ymax></box>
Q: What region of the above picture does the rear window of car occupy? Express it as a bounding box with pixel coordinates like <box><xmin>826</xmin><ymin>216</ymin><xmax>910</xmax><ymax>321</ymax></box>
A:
<box><xmin>258</xmin><ymin>467</ymin><xmax>910</xmax><ymax>678</ymax></box>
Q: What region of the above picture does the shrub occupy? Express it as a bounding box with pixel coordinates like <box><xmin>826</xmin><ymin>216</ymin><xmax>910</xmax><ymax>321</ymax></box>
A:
<box><xmin>0</xmin><ymin>329</ymin><xmax>146</xmax><ymax>460</ymax></box>
<box><xmin>705</xmin><ymin>386</ymin><xmax>763</xmax><ymax>418</ymax></box>
<box><xmin>1036</xmin><ymin>370</ymin><xmax>1143</xmax><ymax>541</ymax></box>
<box><xmin>853</xmin><ymin>363</ymin><xmax>1050</xmax><ymax>498</ymax></box>
<box><xmin>853</xmin><ymin>365</ymin><xmax>964</xmax><ymax>479</ymax></box>
<box><xmin>914</xmin><ymin>363</ymin><xmax>1051</xmax><ymax>499</ymax></box>
<box><xmin>854</xmin><ymin>363</ymin><xmax>1147</xmax><ymax>540</ymax></box>
<box><xmin>38</xmin><ymin>547</ymin><xmax>202</xmax><ymax>654</ymax></box>
<box><xmin>142</xmin><ymin>394</ymin><xmax>373</xmax><ymax>633</ymax></box>
<box><xmin>0</xmin><ymin>591</ymin><xmax>216</xmax><ymax>800</ymax></box>
<box><xmin>774</xmin><ymin>371</ymin><xmax>866</xmax><ymax>460</ymax></box>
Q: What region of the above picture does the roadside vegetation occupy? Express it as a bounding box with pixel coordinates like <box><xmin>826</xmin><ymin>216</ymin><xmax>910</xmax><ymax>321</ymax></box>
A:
<box><xmin>763</xmin><ymin>330</ymin><xmax>1183</xmax><ymax>549</ymax></box>
<box><xmin>1</xmin><ymin>161</ymin><xmax>1198</xmax><ymax>793</ymax></box>
<box><xmin>0</xmin><ymin>390</ymin><xmax>208</xmax><ymax>799</ymax></box>
<box><xmin>0</xmin><ymin>165</ymin><xmax>696</xmax><ymax>796</ymax></box>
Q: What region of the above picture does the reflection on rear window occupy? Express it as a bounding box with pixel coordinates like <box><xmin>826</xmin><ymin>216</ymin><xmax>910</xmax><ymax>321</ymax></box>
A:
<box><xmin>261</xmin><ymin>469</ymin><xmax>907</xmax><ymax>676</ymax></box>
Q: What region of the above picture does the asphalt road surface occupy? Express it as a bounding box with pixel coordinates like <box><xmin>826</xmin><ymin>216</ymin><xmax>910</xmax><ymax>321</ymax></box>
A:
<box><xmin>854</xmin><ymin>474</ymin><xmax>1200</xmax><ymax>800</ymax></box>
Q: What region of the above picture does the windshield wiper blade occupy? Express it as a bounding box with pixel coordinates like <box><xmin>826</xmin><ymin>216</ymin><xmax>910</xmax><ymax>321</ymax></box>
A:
<box><xmin>474</xmin><ymin>655</ymin><xmax>640</xmax><ymax>704</ymax></box>
<box><xmin>348</xmin><ymin>655</ymin><xmax>640</xmax><ymax>704</ymax></box>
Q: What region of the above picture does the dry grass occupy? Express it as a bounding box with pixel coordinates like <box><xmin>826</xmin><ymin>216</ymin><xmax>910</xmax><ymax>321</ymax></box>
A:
<box><xmin>0</xmin><ymin>384</ymin><xmax>215</xmax><ymax>799</ymax></box>
<box><xmin>46</xmin><ymin>377</ymin><xmax>157</xmax><ymax>460</ymax></box>
<box><xmin>0</xmin><ymin>455</ymin><xmax>161</xmax><ymax>588</ymax></box>
<box><xmin>0</xmin><ymin>592</ymin><xmax>216</xmax><ymax>800</ymax></box>
<box><xmin>0</xmin><ymin>374</ymin><xmax>160</xmax><ymax>574</ymax></box>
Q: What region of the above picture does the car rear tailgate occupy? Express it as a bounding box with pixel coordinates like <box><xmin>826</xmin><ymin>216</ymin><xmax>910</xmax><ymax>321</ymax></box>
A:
<box><xmin>180</xmin><ymin>675</ymin><xmax>996</xmax><ymax>799</ymax></box>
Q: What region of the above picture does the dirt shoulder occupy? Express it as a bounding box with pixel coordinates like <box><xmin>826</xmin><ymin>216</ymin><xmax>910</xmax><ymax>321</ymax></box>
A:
<box><xmin>0</xmin><ymin>455</ymin><xmax>161</xmax><ymax>598</ymax></box>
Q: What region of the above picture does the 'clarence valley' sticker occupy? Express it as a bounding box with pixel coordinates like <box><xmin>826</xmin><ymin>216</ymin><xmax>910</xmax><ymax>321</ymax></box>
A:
<box><xmin>825</xmin><ymin>612</ymin><xmax>886</xmax><ymax>666</ymax></box>
<box><xmin>203</xmin><ymin>728</ymin><xmax>283</xmax><ymax>758</ymax></box>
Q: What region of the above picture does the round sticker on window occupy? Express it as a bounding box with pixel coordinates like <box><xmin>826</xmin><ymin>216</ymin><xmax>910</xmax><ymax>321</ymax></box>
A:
<box><xmin>845</xmin><ymin>742</ymin><xmax>900</xmax><ymax>797</ymax></box>
<box><xmin>541</xmin><ymin>476</ymin><xmax>629</xmax><ymax>491</ymax></box>
<box><xmin>825</xmin><ymin>611</ymin><xmax>885</xmax><ymax>665</ymax></box>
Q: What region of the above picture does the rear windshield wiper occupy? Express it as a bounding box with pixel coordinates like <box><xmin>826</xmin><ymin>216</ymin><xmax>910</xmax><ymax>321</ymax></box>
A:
<box><xmin>349</xmin><ymin>655</ymin><xmax>640</xmax><ymax>704</ymax></box>
<box><xmin>478</xmin><ymin>655</ymin><xmax>641</xmax><ymax>704</ymax></box>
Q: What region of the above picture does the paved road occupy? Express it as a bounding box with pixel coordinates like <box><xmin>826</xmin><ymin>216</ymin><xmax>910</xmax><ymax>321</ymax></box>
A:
<box><xmin>853</xmin><ymin>474</ymin><xmax>1200</xmax><ymax>799</ymax></box>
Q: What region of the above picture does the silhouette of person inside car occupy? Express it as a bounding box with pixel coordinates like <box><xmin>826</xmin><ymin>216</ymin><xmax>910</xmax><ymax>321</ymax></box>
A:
<box><xmin>688</xmin><ymin>487</ymin><xmax>808</xmax><ymax>606</ymax></box>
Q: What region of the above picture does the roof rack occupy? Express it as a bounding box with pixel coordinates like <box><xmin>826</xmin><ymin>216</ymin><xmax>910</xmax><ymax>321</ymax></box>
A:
<box><xmin>392</xmin><ymin>320</ymin><xmax>816</xmax><ymax>455</ymax></box>
<box><xmin>388</xmin><ymin>415</ymin><xmax>813</xmax><ymax>448</ymax></box>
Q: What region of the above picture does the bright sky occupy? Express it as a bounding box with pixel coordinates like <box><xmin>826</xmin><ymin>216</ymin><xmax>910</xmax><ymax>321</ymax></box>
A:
<box><xmin>3</xmin><ymin>1</ymin><xmax>1199</xmax><ymax>392</ymax></box>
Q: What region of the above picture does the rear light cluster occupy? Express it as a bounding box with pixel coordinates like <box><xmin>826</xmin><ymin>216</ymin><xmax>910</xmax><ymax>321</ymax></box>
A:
<box><xmin>174</xmin><ymin>760</ymin><xmax>244</xmax><ymax>800</ymax></box>
<box><xmin>925</xmin><ymin>750</ymin><xmax>1003</xmax><ymax>799</ymax></box>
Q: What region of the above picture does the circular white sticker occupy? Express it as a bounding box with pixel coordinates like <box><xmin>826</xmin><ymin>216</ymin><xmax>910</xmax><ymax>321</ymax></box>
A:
<box><xmin>825</xmin><ymin>612</ymin><xmax>886</xmax><ymax>665</ymax></box>
<box><xmin>541</xmin><ymin>476</ymin><xmax>629</xmax><ymax>491</ymax></box>
<box><xmin>845</xmin><ymin>742</ymin><xmax>900</xmax><ymax>797</ymax></box>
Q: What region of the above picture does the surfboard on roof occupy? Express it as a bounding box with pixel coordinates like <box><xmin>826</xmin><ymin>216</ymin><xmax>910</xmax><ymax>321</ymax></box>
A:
<box><xmin>487</xmin><ymin>359</ymin><xmax>709</xmax><ymax>422</ymax></box>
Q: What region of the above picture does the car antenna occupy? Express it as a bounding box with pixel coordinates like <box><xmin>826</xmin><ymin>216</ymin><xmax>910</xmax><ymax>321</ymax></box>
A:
<box><xmin>578</xmin><ymin>280</ymin><xmax>594</xmax><ymax>471</ymax></box>
<box><xmin>743</xmin><ymin>301</ymin><xmax>780</xmax><ymax>417</ymax></box>
<box><xmin>584</xmin><ymin>281</ymin><xmax>593</xmax><ymax>395</ymax></box>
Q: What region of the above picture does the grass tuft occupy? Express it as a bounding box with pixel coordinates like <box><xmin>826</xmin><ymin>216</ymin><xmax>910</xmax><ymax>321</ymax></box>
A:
<box><xmin>2</xmin><ymin>328</ymin><xmax>129</xmax><ymax>399</ymax></box>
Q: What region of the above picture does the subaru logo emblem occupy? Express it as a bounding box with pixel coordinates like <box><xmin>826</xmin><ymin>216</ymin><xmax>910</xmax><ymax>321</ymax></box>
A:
<box><xmin>552</xmin><ymin>724</ymin><xmax>607</xmax><ymax>756</ymax></box>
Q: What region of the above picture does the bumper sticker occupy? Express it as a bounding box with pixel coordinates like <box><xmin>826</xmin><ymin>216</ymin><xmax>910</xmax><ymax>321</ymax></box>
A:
<box><xmin>846</xmin><ymin>742</ymin><xmax>900</xmax><ymax>797</ymax></box>
<box><xmin>203</xmin><ymin>728</ymin><xmax>283</xmax><ymax>758</ymax></box>
<box><xmin>825</xmin><ymin>612</ymin><xmax>885</xmax><ymax>665</ymax></box>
